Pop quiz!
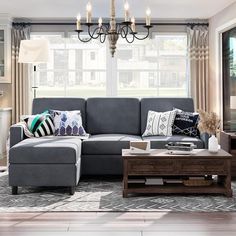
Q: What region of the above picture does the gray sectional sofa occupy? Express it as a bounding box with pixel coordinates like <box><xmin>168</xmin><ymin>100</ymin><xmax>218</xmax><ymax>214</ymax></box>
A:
<box><xmin>9</xmin><ymin>97</ymin><xmax>208</xmax><ymax>195</ymax></box>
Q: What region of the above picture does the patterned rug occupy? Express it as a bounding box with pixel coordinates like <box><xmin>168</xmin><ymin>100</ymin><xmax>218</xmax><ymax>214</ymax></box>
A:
<box><xmin>0</xmin><ymin>173</ymin><xmax>236</xmax><ymax>212</ymax></box>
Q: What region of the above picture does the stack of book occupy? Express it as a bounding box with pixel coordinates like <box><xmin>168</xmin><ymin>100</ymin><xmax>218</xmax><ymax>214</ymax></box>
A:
<box><xmin>145</xmin><ymin>178</ymin><xmax>164</xmax><ymax>185</ymax></box>
<box><xmin>165</xmin><ymin>142</ymin><xmax>196</xmax><ymax>155</ymax></box>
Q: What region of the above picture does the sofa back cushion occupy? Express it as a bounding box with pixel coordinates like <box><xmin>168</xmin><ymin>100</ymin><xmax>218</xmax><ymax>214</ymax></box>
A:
<box><xmin>140</xmin><ymin>98</ymin><xmax>194</xmax><ymax>134</ymax></box>
<box><xmin>32</xmin><ymin>98</ymin><xmax>86</xmax><ymax>128</ymax></box>
<box><xmin>86</xmin><ymin>98</ymin><xmax>140</xmax><ymax>135</ymax></box>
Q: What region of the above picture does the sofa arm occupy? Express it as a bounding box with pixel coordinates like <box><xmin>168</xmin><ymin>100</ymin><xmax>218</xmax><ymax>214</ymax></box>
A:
<box><xmin>10</xmin><ymin>125</ymin><xmax>26</xmax><ymax>148</ymax></box>
<box><xmin>200</xmin><ymin>132</ymin><xmax>209</xmax><ymax>149</ymax></box>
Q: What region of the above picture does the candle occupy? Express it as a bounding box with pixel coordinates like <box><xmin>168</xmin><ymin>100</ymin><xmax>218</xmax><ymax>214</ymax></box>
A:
<box><xmin>146</xmin><ymin>7</ymin><xmax>151</xmax><ymax>26</ymax></box>
<box><xmin>86</xmin><ymin>2</ymin><xmax>92</xmax><ymax>23</ymax></box>
<box><xmin>131</xmin><ymin>16</ymin><xmax>136</xmax><ymax>32</ymax></box>
<box><xmin>76</xmin><ymin>14</ymin><xmax>81</xmax><ymax>30</ymax></box>
<box><xmin>98</xmin><ymin>17</ymin><xmax>102</xmax><ymax>27</ymax></box>
<box><xmin>124</xmin><ymin>1</ymin><xmax>129</xmax><ymax>22</ymax></box>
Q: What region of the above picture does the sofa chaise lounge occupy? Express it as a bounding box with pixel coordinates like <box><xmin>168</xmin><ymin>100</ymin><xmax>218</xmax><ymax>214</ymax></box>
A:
<box><xmin>9</xmin><ymin>97</ymin><xmax>208</xmax><ymax>195</ymax></box>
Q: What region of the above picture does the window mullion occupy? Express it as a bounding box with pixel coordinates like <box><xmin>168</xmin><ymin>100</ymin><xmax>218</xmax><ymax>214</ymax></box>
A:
<box><xmin>111</xmin><ymin>56</ymin><xmax>118</xmax><ymax>96</ymax></box>
<box><xmin>106</xmin><ymin>43</ymin><xmax>118</xmax><ymax>97</ymax></box>
<box><xmin>106</xmin><ymin>42</ymin><xmax>112</xmax><ymax>96</ymax></box>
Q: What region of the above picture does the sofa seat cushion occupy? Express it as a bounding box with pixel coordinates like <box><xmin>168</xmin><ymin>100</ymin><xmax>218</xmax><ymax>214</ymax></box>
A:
<box><xmin>142</xmin><ymin>135</ymin><xmax>204</xmax><ymax>149</ymax></box>
<box><xmin>9</xmin><ymin>136</ymin><xmax>82</xmax><ymax>164</ymax></box>
<box><xmin>82</xmin><ymin>134</ymin><xmax>142</xmax><ymax>155</ymax></box>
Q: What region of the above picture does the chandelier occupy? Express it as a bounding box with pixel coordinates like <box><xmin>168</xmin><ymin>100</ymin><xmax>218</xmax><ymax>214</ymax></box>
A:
<box><xmin>75</xmin><ymin>0</ymin><xmax>152</xmax><ymax>57</ymax></box>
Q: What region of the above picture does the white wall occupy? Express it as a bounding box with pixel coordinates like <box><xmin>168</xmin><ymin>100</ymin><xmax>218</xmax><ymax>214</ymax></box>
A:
<box><xmin>209</xmin><ymin>2</ymin><xmax>236</xmax><ymax>115</ymax></box>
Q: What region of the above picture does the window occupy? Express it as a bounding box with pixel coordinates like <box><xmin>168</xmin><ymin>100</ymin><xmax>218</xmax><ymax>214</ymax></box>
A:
<box><xmin>31</xmin><ymin>32</ymin><xmax>188</xmax><ymax>98</ymax></box>
<box><xmin>31</xmin><ymin>33</ymin><xmax>106</xmax><ymax>97</ymax></box>
<box><xmin>90</xmin><ymin>51</ymin><xmax>96</xmax><ymax>60</ymax></box>
<box><xmin>116</xmin><ymin>34</ymin><xmax>188</xmax><ymax>97</ymax></box>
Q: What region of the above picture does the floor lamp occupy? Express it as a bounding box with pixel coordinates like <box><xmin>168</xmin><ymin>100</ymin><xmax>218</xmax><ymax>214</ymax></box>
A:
<box><xmin>18</xmin><ymin>39</ymin><xmax>49</xmax><ymax>98</ymax></box>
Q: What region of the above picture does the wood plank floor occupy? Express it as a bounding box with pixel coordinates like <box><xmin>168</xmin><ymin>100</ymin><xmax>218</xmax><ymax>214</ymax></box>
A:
<box><xmin>0</xmin><ymin>212</ymin><xmax>236</xmax><ymax>235</ymax></box>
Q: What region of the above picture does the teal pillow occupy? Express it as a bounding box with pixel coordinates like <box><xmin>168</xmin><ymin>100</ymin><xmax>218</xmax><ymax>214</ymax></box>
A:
<box><xmin>23</xmin><ymin>111</ymin><xmax>55</xmax><ymax>137</ymax></box>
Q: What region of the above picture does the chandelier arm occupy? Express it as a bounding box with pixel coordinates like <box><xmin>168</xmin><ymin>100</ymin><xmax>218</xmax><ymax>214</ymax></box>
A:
<box><xmin>87</xmin><ymin>26</ymin><xmax>100</xmax><ymax>39</ymax></box>
<box><xmin>98</xmin><ymin>26</ymin><xmax>107</xmax><ymax>43</ymax></box>
<box><xmin>77</xmin><ymin>33</ymin><xmax>93</xmax><ymax>43</ymax></box>
<box><xmin>103</xmin><ymin>24</ymin><xmax>110</xmax><ymax>34</ymax></box>
<box><xmin>125</xmin><ymin>34</ymin><xmax>135</xmax><ymax>43</ymax></box>
<box><xmin>99</xmin><ymin>33</ymin><xmax>106</xmax><ymax>43</ymax></box>
<box><xmin>100</xmin><ymin>26</ymin><xmax>107</xmax><ymax>35</ymax></box>
<box><xmin>119</xmin><ymin>25</ymin><xmax>129</xmax><ymax>38</ymax></box>
<box><xmin>133</xmin><ymin>28</ymin><xmax>151</xmax><ymax>40</ymax></box>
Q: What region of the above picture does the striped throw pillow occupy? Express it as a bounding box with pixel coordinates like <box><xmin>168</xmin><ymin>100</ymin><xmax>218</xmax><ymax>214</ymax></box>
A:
<box><xmin>24</xmin><ymin>112</ymin><xmax>55</xmax><ymax>137</ymax></box>
<box><xmin>142</xmin><ymin>110</ymin><xmax>177</xmax><ymax>137</ymax></box>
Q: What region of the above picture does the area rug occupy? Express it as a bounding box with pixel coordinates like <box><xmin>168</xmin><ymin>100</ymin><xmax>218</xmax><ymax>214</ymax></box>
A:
<box><xmin>0</xmin><ymin>173</ymin><xmax>236</xmax><ymax>212</ymax></box>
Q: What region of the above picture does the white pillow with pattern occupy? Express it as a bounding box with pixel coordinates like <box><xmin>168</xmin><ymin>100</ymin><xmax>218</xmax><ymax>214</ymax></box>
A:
<box><xmin>142</xmin><ymin>110</ymin><xmax>177</xmax><ymax>137</ymax></box>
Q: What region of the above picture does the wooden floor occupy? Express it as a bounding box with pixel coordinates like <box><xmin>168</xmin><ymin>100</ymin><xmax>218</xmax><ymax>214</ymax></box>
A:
<box><xmin>0</xmin><ymin>212</ymin><xmax>236</xmax><ymax>235</ymax></box>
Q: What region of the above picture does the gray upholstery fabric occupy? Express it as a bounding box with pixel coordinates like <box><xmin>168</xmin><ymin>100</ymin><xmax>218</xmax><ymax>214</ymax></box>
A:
<box><xmin>32</xmin><ymin>98</ymin><xmax>86</xmax><ymax>128</ymax></box>
<box><xmin>81</xmin><ymin>155</ymin><xmax>122</xmax><ymax>175</ymax></box>
<box><xmin>10</xmin><ymin>125</ymin><xmax>25</xmax><ymax>148</ymax></box>
<box><xmin>141</xmin><ymin>98</ymin><xmax>194</xmax><ymax>134</ymax></box>
<box><xmin>142</xmin><ymin>135</ymin><xmax>204</xmax><ymax>149</ymax></box>
<box><xmin>82</xmin><ymin>134</ymin><xmax>142</xmax><ymax>155</ymax></box>
<box><xmin>9</xmin><ymin>161</ymin><xmax>80</xmax><ymax>186</ymax></box>
<box><xmin>9</xmin><ymin>136</ymin><xmax>82</xmax><ymax>164</ymax></box>
<box><xmin>86</xmin><ymin>98</ymin><xmax>140</xmax><ymax>135</ymax></box>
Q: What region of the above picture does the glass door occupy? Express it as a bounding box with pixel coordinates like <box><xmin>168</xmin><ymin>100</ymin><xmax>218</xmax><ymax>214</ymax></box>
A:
<box><xmin>222</xmin><ymin>27</ymin><xmax>236</xmax><ymax>131</ymax></box>
<box><xmin>0</xmin><ymin>30</ymin><xmax>4</xmax><ymax>78</ymax></box>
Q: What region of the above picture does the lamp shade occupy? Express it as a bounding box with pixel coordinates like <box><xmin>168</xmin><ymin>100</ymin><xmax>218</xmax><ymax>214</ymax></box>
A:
<box><xmin>18</xmin><ymin>39</ymin><xmax>49</xmax><ymax>64</ymax></box>
<box><xmin>230</xmin><ymin>96</ymin><xmax>236</xmax><ymax>109</ymax></box>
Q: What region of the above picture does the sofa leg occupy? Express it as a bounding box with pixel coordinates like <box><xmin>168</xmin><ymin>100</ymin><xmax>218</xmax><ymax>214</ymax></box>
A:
<box><xmin>69</xmin><ymin>186</ymin><xmax>75</xmax><ymax>195</ymax></box>
<box><xmin>12</xmin><ymin>186</ymin><xmax>18</xmax><ymax>195</ymax></box>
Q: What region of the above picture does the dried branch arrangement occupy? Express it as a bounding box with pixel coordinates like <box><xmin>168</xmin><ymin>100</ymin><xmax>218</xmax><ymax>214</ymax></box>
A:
<box><xmin>198</xmin><ymin>110</ymin><xmax>220</xmax><ymax>135</ymax></box>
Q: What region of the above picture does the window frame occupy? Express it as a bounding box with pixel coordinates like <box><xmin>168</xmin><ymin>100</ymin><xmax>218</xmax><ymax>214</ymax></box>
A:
<box><xmin>30</xmin><ymin>31</ymin><xmax>190</xmax><ymax>98</ymax></box>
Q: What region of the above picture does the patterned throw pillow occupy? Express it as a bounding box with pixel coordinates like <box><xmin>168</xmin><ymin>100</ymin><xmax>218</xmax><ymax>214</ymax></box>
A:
<box><xmin>142</xmin><ymin>110</ymin><xmax>177</xmax><ymax>137</ymax></box>
<box><xmin>52</xmin><ymin>110</ymin><xmax>88</xmax><ymax>138</ymax></box>
<box><xmin>23</xmin><ymin>112</ymin><xmax>55</xmax><ymax>137</ymax></box>
<box><xmin>172</xmin><ymin>110</ymin><xmax>200</xmax><ymax>137</ymax></box>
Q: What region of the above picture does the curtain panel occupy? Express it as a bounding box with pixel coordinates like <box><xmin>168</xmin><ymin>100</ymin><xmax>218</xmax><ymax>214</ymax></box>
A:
<box><xmin>187</xmin><ymin>26</ymin><xmax>209</xmax><ymax>111</ymax></box>
<box><xmin>11</xmin><ymin>26</ymin><xmax>31</xmax><ymax>123</ymax></box>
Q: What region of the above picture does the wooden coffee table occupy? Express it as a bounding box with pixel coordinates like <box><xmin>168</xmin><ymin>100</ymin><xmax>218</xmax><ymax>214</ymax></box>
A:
<box><xmin>122</xmin><ymin>149</ymin><xmax>232</xmax><ymax>198</ymax></box>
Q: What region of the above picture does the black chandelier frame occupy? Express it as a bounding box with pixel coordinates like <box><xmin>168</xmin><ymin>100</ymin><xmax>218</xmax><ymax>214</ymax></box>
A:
<box><xmin>75</xmin><ymin>22</ymin><xmax>153</xmax><ymax>44</ymax></box>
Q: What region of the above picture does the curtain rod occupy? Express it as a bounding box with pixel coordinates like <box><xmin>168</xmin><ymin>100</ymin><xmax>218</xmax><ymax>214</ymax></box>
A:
<box><xmin>12</xmin><ymin>22</ymin><xmax>209</xmax><ymax>27</ymax></box>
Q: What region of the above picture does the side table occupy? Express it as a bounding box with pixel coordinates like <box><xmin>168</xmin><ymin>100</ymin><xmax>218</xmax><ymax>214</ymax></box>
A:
<box><xmin>220</xmin><ymin>131</ymin><xmax>236</xmax><ymax>178</ymax></box>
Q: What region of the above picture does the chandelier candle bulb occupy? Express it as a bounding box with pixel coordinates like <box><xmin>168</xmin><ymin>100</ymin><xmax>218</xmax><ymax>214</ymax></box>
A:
<box><xmin>76</xmin><ymin>14</ymin><xmax>81</xmax><ymax>30</ymax></box>
<box><xmin>124</xmin><ymin>1</ymin><xmax>130</xmax><ymax>22</ymax></box>
<box><xmin>131</xmin><ymin>17</ymin><xmax>136</xmax><ymax>32</ymax></box>
<box><xmin>86</xmin><ymin>1</ymin><xmax>92</xmax><ymax>23</ymax></box>
<box><xmin>98</xmin><ymin>17</ymin><xmax>103</xmax><ymax>27</ymax></box>
<box><xmin>146</xmin><ymin>7</ymin><xmax>151</xmax><ymax>26</ymax></box>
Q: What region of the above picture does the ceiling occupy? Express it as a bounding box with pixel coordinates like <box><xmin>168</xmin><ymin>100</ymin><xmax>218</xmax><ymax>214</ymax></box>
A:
<box><xmin>1</xmin><ymin>0</ymin><xmax>236</xmax><ymax>19</ymax></box>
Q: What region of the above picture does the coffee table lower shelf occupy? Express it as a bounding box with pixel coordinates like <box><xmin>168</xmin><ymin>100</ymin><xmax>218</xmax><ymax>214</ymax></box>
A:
<box><xmin>123</xmin><ymin>182</ymin><xmax>232</xmax><ymax>197</ymax></box>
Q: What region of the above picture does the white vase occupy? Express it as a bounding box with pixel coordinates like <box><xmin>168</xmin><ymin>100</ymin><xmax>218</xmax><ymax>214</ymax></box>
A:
<box><xmin>208</xmin><ymin>134</ymin><xmax>219</xmax><ymax>153</ymax></box>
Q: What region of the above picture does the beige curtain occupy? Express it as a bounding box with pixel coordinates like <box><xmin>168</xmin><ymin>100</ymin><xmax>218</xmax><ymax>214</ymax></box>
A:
<box><xmin>187</xmin><ymin>26</ymin><xmax>209</xmax><ymax>111</ymax></box>
<box><xmin>11</xmin><ymin>26</ymin><xmax>31</xmax><ymax>123</ymax></box>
